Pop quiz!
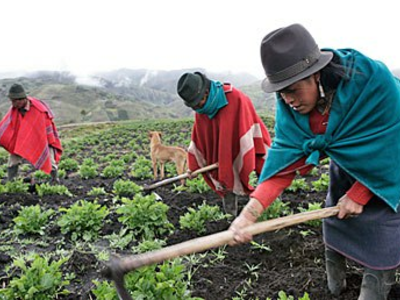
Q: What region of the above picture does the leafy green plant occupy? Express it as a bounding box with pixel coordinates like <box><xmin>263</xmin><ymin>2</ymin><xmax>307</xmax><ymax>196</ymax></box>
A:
<box><xmin>112</xmin><ymin>179</ymin><xmax>142</xmax><ymax>198</ymax></box>
<box><xmin>13</xmin><ymin>205</ymin><xmax>54</xmax><ymax>235</ymax></box>
<box><xmin>267</xmin><ymin>291</ymin><xmax>311</xmax><ymax>300</ymax></box>
<box><xmin>0</xmin><ymin>254</ymin><xmax>70</xmax><ymax>299</ymax></box>
<box><xmin>58</xmin><ymin>157</ymin><xmax>79</xmax><ymax>171</ymax></box>
<box><xmin>87</xmin><ymin>187</ymin><xmax>107</xmax><ymax>196</ymax></box>
<box><xmin>0</xmin><ymin>179</ymin><xmax>29</xmax><ymax>194</ymax></box>
<box><xmin>58</xmin><ymin>169</ymin><xmax>66</xmax><ymax>179</ymax></box>
<box><xmin>92</xmin><ymin>259</ymin><xmax>202</xmax><ymax>300</ymax></box>
<box><xmin>105</xmin><ymin>228</ymin><xmax>136</xmax><ymax>250</ymax></box>
<box><xmin>102</xmin><ymin>164</ymin><xmax>125</xmax><ymax>178</ymax></box>
<box><xmin>33</xmin><ymin>170</ymin><xmax>51</xmax><ymax>181</ymax></box>
<box><xmin>36</xmin><ymin>183</ymin><xmax>73</xmax><ymax>197</ymax></box>
<box><xmin>131</xmin><ymin>239</ymin><xmax>166</xmax><ymax>253</ymax></box>
<box><xmin>311</xmin><ymin>173</ymin><xmax>329</xmax><ymax>192</ymax></box>
<box><xmin>0</xmin><ymin>167</ymin><xmax>6</xmax><ymax>180</ymax></box>
<box><xmin>248</xmin><ymin>171</ymin><xmax>258</xmax><ymax>187</ymax></box>
<box><xmin>121</xmin><ymin>152</ymin><xmax>138</xmax><ymax>163</ymax></box>
<box><xmin>82</xmin><ymin>157</ymin><xmax>97</xmax><ymax>166</ymax></box>
<box><xmin>57</xmin><ymin>200</ymin><xmax>109</xmax><ymax>241</ymax></box>
<box><xmin>130</xmin><ymin>155</ymin><xmax>153</xmax><ymax>179</ymax></box>
<box><xmin>250</xmin><ymin>240</ymin><xmax>272</xmax><ymax>253</ymax></box>
<box><xmin>179</xmin><ymin>201</ymin><xmax>228</xmax><ymax>234</ymax></box>
<box><xmin>320</xmin><ymin>157</ymin><xmax>330</xmax><ymax>165</ymax></box>
<box><xmin>116</xmin><ymin>194</ymin><xmax>174</xmax><ymax>240</ymax></box>
<box><xmin>258</xmin><ymin>198</ymin><xmax>292</xmax><ymax>221</ymax></box>
<box><xmin>286</xmin><ymin>178</ymin><xmax>310</xmax><ymax>192</ymax></box>
<box><xmin>79</xmin><ymin>164</ymin><xmax>98</xmax><ymax>179</ymax></box>
<box><xmin>184</xmin><ymin>176</ymin><xmax>211</xmax><ymax>193</ymax></box>
<box><xmin>298</xmin><ymin>202</ymin><xmax>323</xmax><ymax>227</ymax></box>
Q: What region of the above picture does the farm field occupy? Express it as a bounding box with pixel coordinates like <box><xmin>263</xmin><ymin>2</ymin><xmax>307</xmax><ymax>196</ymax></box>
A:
<box><xmin>1</xmin><ymin>118</ymin><xmax>400</xmax><ymax>300</ymax></box>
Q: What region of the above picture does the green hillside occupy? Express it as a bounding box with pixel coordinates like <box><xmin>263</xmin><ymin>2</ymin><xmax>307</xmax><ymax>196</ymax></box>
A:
<box><xmin>0</xmin><ymin>70</ymin><xmax>276</xmax><ymax>125</ymax></box>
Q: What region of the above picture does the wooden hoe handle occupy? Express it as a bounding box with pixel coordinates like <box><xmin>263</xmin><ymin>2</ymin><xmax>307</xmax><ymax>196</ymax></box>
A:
<box><xmin>103</xmin><ymin>205</ymin><xmax>340</xmax><ymax>300</ymax></box>
<box><xmin>143</xmin><ymin>162</ymin><xmax>219</xmax><ymax>190</ymax></box>
<box><xmin>117</xmin><ymin>205</ymin><xmax>339</xmax><ymax>273</ymax></box>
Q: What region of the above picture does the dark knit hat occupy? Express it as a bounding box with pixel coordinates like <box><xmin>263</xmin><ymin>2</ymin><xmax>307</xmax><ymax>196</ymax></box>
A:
<box><xmin>8</xmin><ymin>83</ymin><xmax>27</xmax><ymax>99</ymax></box>
<box><xmin>261</xmin><ymin>23</ymin><xmax>333</xmax><ymax>93</ymax></box>
<box><xmin>177</xmin><ymin>72</ymin><xmax>211</xmax><ymax>108</ymax></box>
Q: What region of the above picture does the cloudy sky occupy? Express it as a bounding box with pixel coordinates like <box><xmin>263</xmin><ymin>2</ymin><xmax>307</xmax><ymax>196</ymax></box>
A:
<box><xmin>1</xmin><ymin>0</ymin><xmax>399</xmax><ymax>79</ymax></box>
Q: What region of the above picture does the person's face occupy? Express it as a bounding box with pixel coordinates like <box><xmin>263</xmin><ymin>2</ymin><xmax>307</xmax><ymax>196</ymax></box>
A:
<box><xmin>192</xmin><ymin>90</ymin><xmax>209</xmax><ymax>110</ymax></box>
<box><xmin>10</xmin><ymin>97</ymin><xmax>27</xmax><ymax>109</ymax></box>
<box><xmin>278</xmin><ymin>73</ymin><xmax>320</xmax><ymax>114</ymax></box>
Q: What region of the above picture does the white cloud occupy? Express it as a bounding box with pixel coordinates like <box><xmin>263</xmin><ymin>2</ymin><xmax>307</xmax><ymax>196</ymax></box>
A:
<box><xmin>1</xmin><ymin>0</ymin><xmax>399</xmax><ymax>79</ymax></box>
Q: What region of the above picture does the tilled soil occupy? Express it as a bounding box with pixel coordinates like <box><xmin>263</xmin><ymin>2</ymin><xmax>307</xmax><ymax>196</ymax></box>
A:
<box><xmin>1</xmin><ymin>175</ymin><xmax>400</xmax><ymax>300</ymax></box>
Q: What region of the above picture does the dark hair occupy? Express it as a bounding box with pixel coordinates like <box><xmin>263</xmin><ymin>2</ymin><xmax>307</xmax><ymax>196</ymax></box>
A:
<box><xmin>319</xmin><ymin>53</ymin><xmax>350</xmax><ymax>93</ymax></box>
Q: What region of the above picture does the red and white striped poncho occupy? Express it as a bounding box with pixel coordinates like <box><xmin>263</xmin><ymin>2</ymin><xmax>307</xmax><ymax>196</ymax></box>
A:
<box><xmin>0</xmin><ymin>97</ymin><xmax>63</xmax><ymax>174</ymax></box>
<box><xmin>188</xmin><ymin>83</ymin><xmax>271</xmax><ymax>198</ymax></box>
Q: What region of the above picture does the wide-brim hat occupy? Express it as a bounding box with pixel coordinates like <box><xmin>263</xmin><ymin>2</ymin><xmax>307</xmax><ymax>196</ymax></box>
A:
<box><xmin>177</xmin><ymin>72</ymin><xmax>211</xmax><ymax>108</ymax></box>
<box><xmin>261</xmin><ymin>23</ymin><xmax>333</xmax><ymax>93</ymax></box>
<box><xmin>8</xmin><ymin>83</ymin><xmax>27</xmax><ymax>99</ymax></box>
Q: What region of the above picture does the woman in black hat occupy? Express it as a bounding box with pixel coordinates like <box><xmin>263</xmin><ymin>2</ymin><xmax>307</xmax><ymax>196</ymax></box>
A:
<box><xmin>229</xmin><ymin>23</ymin><xmax>400</xmax><ymax>299</ymax></box>
<box><xmin>177</xmin><ymin>71</ymin><xmax>272</xmax><ymax>216</ymax></box>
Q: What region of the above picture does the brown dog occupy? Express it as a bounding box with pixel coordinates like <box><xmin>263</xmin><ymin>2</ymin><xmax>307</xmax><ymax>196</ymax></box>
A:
<box><xmin>149</xmin><ymin>131</ymin><xmax>187</xmax><ymax>185</ymax></box>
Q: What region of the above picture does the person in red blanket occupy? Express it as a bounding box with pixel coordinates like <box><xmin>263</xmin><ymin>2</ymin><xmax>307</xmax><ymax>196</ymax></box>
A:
<box><xmin>0</xmin><ymin>83</ymin><xmax>63</xmax><ymax>183</ymax></box>
<box><xmin>177</xmin><ymin>72</ymin><xmax>271</xmax><ymax>216</ymax></box>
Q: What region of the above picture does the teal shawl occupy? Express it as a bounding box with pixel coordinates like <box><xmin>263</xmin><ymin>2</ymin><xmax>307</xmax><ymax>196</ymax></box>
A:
<box><xmin>195</xmin><ymin>80</ymin><xmax>228</xmax><ymax>119</ymax></box>
<box><xmin>259</xmin><ymin>49</ymin><xmax>400</xmax><ymax>211</ymax></box>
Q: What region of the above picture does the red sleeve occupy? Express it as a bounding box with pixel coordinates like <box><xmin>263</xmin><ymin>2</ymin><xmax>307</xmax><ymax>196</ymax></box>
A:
<box><xmin>346</xmin><ymin>181</ymin><xmax>374</xmax><ymax>205</ymax></box>
<box><xmin>251</xmin><ymin>157</ymin><xmax>314</xmax><ymax>208</ymax></box>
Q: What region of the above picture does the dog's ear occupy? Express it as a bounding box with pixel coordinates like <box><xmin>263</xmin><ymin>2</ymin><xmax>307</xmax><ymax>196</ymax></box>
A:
<box><xmin>148</xmin><ymin>131</ymin><xmax>153</xmax><ymax>138</ymax></box>
<box><xmin>158</xmin><ymin>131</ymin><xmax>162</xmax><ymax>138</ymax></box>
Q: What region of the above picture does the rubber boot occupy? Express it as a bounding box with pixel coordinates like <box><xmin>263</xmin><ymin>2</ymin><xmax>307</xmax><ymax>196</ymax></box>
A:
<box><xmin>325</xmin><ymin>248</ymin><xmax>347</xmax><ymax>296</ymax></box>
<box><xmin>358</xmin><ymin>268</ymin><xmax>396</xmax><ymax>300</ymax></box>
<box><xmin>7</xmin><ymin>165</ymin><xmax>19</xmax><ymax>181</ymax></box>
<box><xmin>222</xmin><ymin>192</ymin><xmax>238</xmax><ymax>216</ymax></box>
<box><xmin>50</xmin><ymin>169</ymin><xmax>60</xmax><ymax>184</ymax></box>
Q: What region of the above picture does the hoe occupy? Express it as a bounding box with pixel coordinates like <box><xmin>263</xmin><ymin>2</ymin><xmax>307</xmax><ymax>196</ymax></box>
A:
<box><xmin>102</xmin><ymin>205</ymin><xmax>340</xmax><ymax>300</ymax></box>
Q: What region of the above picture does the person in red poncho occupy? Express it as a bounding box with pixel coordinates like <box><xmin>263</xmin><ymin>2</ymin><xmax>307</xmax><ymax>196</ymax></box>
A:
<box><xmin>177</xmin><ymin>72</ymin><xmax>271</xmax><ymax>216</ymax></box>
<box><xmin>0</xmin><ymin>83</ymin><xmax>63</xmax><ymax>183</ymax></box>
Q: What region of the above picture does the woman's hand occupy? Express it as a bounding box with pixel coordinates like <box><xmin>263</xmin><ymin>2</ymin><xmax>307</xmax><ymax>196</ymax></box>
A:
<box><xmin>228</xmin><ymin>198</ymin><xmax>264</xmax><ymax>245</ymax></box>
<box><xmin>337</xmin><ymin>194</ymin><xmax>363</xmax><ymax>219</ymax></box>
<box><xmin>186</xmin><ymin>169</ymin><xmax>194</xmax><ymax>179</ymax></box>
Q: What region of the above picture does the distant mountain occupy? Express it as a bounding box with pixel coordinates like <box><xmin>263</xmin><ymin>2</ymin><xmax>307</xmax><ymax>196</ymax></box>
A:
<box><xmin>0</xmin><ymin>69</ymin><xmax>274</xmax><ymax>125</ymax></box>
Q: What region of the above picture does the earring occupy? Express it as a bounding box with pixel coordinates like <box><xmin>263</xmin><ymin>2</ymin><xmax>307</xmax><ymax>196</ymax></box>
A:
<box><xmin>318</xmin><ymin>81</ymin><xmax>326</xmax><ymax>98</ymax></box>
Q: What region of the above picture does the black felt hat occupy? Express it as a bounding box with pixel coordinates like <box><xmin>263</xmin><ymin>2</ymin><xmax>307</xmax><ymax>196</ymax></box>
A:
<box><xmin>261</xmin><ymin>23</ymin><xmax>333</xmax><ymax>93</ymax></box>
<box><xmin>8</xmin><ymin>83</ymin><xmax>27</xmax><ymax>99</ymax></box>
<box><xmin>177</xmin><ymin>72</ymin><xmax>211</xmax><ymax>107</ymax></box>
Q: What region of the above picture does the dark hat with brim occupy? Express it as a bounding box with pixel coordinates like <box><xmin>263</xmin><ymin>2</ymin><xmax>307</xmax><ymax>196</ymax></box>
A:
<box><xmin>8</xmin><ymin>83</ymin><xmax>27</xmax><ymax>99</ymax></box>
<box><xmin>177</xmin><ymin>72</ymin><xmax>211</xmax><ymax>108</ymax></box>
<box><xmin>260</xmin><ymin>23</ymin><xmax>333</xmax><ymax>93</ymax></box>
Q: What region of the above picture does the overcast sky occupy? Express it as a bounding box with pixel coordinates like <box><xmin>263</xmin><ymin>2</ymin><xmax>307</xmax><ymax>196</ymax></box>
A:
<box><xmin>1</xmin><ymin>0</ymin><xmax>399</xmax><ymax>79</ymax></box>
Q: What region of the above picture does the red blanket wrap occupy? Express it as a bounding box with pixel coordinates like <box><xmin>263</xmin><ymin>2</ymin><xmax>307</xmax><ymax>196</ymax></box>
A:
<box><xmin>0</xmin><ymin>97</ymin><xmax>63</xmax><ymax>173</ymax></box>
<box><xmin>188</xmin><ymin>84</ymin><xmax>271</xmax><ymax>197</ymax></box>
